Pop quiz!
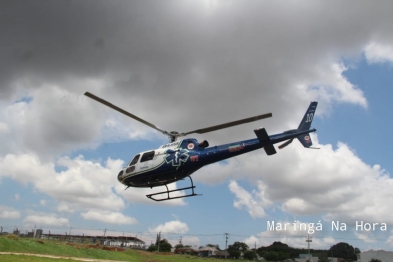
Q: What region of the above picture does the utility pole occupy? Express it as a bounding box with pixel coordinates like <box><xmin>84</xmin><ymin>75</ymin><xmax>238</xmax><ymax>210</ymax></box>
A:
<box><xmin>225</xmin><ymin>233</ymin><xmax>229</xmax><ymax>259</ymax></box>
<box><xmin>254</xmin><ymin>241</ymin><xmax>257</xmax><ymax>258</ymax></box>
<box><xmin>157</xmin><ymin>232</ymin><xmax>161</xmax><ymax>252</ymax></box>
<box><xmin>306</xmin><ymin>234</ymin><xmax>312</xmax><ymax>261</ymax></box>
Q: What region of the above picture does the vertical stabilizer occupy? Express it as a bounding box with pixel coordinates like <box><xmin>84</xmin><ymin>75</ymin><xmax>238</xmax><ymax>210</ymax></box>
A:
<box><xmin>298</xmin><ymin>101</ymin><xmax>318</xmax><ymax>131</ymax></box>
<box><xmin>296</xmin><ymin>101</ymin><xmax>318</xmax><ymax>148</ymax></box>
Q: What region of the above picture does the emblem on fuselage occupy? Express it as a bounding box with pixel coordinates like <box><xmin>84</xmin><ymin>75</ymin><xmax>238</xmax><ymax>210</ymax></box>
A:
<box><xmin>165</xmin><ymin>149</ymin><xmax>190</xmax><ymax>166</ymax></box>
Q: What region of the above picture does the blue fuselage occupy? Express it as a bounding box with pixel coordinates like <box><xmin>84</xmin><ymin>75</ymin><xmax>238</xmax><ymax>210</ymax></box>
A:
<box><xmin>117</xmin><ymin>128</ymin><xmax>315</xmax><ymax>188</ymax></box>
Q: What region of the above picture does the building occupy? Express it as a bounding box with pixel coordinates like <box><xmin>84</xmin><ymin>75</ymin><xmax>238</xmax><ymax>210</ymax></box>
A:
<box><xmin>198</xmin><ymin>246</ymin><xmax>218</xmax><ymax>257</ymax></box>
<box><xmin>40</xmin><ymin>233</ymin><xmax>145</xmax><ymax>249</ymax></box>
<box><xmin>174</xmin><ymin>247</ymin><xmax>198</xmax><ymax>255</ymax></box>
<box><xmin>357</xmin><ymin>250</ymin><xmax>393</xmax><ymax>262</ymax></box>
<box><xmin>295</xmin><ymin>256</ymin><xmax>319</xmax><ymax>262</ymax></box>
<box><xmin>295</xmin><ymin>256</ymin><xmax>344</xmax><ymax>262</ymax></box>
<box><xmin>35</xmin><ymin>229</ymin><xmax>43</xmax><ymax>238</ymax></box>
<box><xmin>214</xmin><ymin>250</ymin><xmax>229</xmax><ymax>258</ymax></box>
<box><xmin>12</xmin><ymin>228</ymin><xmax>20</xmax><ymax>235</ymax></box>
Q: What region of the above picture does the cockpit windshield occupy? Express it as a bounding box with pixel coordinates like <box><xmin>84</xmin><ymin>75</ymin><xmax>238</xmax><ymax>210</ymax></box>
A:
<box><xmin>128</xmin><ymin>154</ymin><xmax>140</xmax><ymax>166</ymax></box>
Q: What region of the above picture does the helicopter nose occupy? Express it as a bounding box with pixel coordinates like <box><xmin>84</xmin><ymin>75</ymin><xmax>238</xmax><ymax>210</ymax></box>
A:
<box><xmin>117</xmin><ymin>170</ymin><xmax>124</xmax><ymax>182</ymax></box>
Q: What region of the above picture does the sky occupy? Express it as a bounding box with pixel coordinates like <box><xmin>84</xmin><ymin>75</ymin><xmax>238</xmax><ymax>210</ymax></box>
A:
<box><xmin>1</xmin><ymin>0</ymin><xmax>393</xmax><ymax>253</ymax></box>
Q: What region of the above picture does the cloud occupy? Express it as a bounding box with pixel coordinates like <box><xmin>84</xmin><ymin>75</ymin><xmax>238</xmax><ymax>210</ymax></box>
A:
<box><xmin>23</xmin><ymin>212</ymin><xmax>69</xmax><ymax>228</ymax></box>
<box><xmin>243</xmin><ymin>235</ymin><xmax>260</xmax><ymax>248</ymax></box>
<box><xmin>201</xmin><ymin>135</ymin><xmax>393</xmax><ymax>225</ymax></box>
<box><xmin>0</xmin><ymin>153</ymin><xmax>126</xmax><ymax>212</ymax></box>
<box><xmin>149</xmin><ymin>220</ymin><xmax>189</xmax><ymax>234</ymax></box>
<box><xmin>228</xmin><ymin>180</ymin><xmax>272</xmax><ymax>219</ymax></box>
<box><xmin>81</xmin><ymin>210</ymin><xmax>137</xmax><ymax>225</ymax></box>
<box><xmin>365</xmin><ymin>42</ymin><xmax>393</xmax><ymax>64</ymax></box>
<box><xmin>354</xmin><ymin>231</ymin><xmax>377</xmax><ymax>244</ymax></box>
<box><xmin>0</xmin><ymin>84</ymin><xmax>152</xmax><ymax>162</ymax></box>
<box><xmin>299</xmin><ymin>62</ymin><xmax>367</xmax><ymax>108</ymax></box>
<box><xmin>0</xmin><ymin>122</ymin><xmax>9</xmax><ymax>133</ymax></box>
<box><xmin>1</xmin><ymin>0</ymin><xmax>382</xmax><ymax>152</ymax></box>
<box><xmin>0</xmin><ymin>86</ymin><xmax>105</xmax><ymax>159</ymax></box>
<box><xmin>0</xmin><ymin>205</ymin><xmax>20</xmax><ymax>219</ymax></box>
<box><xmin>385</xmin><ymin>231</ymin><xmax>393</xmax><ymax>247</ymax></box>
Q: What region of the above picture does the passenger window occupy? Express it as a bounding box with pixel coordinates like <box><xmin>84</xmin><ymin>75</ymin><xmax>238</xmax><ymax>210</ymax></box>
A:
<box><xmin>140</xmin><ymin>151</ymin><xmax>155</xmax><ymax>162</ymax></box>
<box><xmin>129</xmin><ymin>154</ymin><xmax>140</xmax><ymax>166</ymax></box>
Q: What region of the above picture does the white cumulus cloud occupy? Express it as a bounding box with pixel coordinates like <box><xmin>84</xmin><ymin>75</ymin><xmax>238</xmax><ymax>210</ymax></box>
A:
<box><xmin>229</xmin><ymin>180</ymin><xmax>272</xmax><ymax>219</ymax></box>
<box><xmin>0</xmin><ymin>153</ymin><xmax>126</xmax><ymax>212</ymax></box>
<box><xmin>149</xmin><ymin>220</ymin><xmax>189</xmax><ymax>234</ymax></box>
<box><xmin>0</xmin><ymin>205</ymin><xmax>20</xmax><ymax>219</ymax></box>
<box><xmin>23</xmin><ymin>212</ymin><xmax>69</xmax><ymax>228</ymax></box>
<box><xmin>81</xmin><ymin>210</ymin><xmax>137</xmax><ymax>225</ymax></box>
<box><xmin>365</xmin><ymin>42</ymin><xmax>393</xmax><ymax>64</ymax></box>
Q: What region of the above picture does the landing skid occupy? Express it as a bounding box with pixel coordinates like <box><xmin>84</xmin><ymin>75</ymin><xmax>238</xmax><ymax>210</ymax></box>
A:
<box><xmin>146</xmin><ymin>176</ymin><xmax>201</xmax><ymax>202</ymax></box>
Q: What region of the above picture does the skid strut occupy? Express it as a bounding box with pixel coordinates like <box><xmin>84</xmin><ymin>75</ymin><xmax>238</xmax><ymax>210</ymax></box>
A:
<box><xmin>146</xmin><ymin>176</ymin><xmax>201</xmax><ymax>201</ymax></box>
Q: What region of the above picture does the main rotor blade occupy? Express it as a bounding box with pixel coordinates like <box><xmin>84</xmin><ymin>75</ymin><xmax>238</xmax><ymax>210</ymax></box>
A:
<box><xmin>184</xmin><ymin>112</ymin><xmax>272</xmax><ymax>135</ymax></box>
<box><xmin>84</xmin><ymin>92</ymin><xmax>167</xmax><ymax>134</ymax></box>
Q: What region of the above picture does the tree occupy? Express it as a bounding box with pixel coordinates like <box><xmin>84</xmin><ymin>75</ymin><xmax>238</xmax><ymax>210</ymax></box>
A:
<box><xmin>147</xmin><ymin>244</ymin><xmax>157</xmax><ymax>252</ymax></box>
<box><xmin>243</xmin><ymin>250</ymin><xmax>257</xmax><ymax>260</ymax></box>
<box><xmin>157</xmin><ymin>239</ymin><xmax>172</xmax><ymax>252</ymax></box>
<box><xmin>329</xmin><ymin>242</ymin><xmax>357</xmax><ymax>261</ymax></box>
<box><xmin>263</xmin><ymin>251</ymin><xmax>279</xmax><ymax>261</ymax></box>
<box><xmin>270</xmin><ymin>241</ymin><xmax>290</xmax><ymax>250</ymax></box>
<box><xmin>228</xmin><ymin>241</ymin><xmax>249</xmax><ymax>259</ymax></box>
<box><xmin>257</xmin><ymin>241</ymin><xmax>292</xmax><ymax>259</ymax></box>
<box><xmin>174</xmin><ymin>243</ymin><xmax>184</xmax><ymax>249</ymax></box>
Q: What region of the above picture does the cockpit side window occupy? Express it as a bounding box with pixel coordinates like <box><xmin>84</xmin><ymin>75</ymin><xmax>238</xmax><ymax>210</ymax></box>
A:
<box><xmin>198</xmin><ymin>140</ymin><xmax>209</xmax><ymax>148</ymax></box>
<box><xmin>129</xmin><ymin>154</ymin><xmax>140</xmax><ymax>166</ymax></box>
<box><xmin>140</xmin><ymin>151</ymin><xmax>155</xmax><ymax>162</ymax></box>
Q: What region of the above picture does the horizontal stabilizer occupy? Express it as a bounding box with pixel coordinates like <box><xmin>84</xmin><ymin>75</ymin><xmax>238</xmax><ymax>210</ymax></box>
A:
<box><xmin>264</xmin><ymin>144</ymin><xmax>277</xmax><ymax>155</ymax></box>
<box><xmin>254</xmin><ymin>128</ymin><xmax>277</xmax><ymax>155</ymax></box>
<box><xmin>254</xmin><ymin>128</ymin><xmax>269</xmax><ymax>142</ymax></box>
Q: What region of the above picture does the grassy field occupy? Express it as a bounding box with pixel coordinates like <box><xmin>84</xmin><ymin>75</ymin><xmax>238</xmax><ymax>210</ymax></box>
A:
<box><xmin>0</xmin><ymin>235</ymin><xmax>236</xmax><ymax>262</ymax></box>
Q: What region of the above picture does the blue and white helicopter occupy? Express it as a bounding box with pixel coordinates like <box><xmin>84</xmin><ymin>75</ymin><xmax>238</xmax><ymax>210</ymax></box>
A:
<box><xmin>85</xmin><ymin>92</ymin><xmax>318</xmax><ymax>201</ymax></box>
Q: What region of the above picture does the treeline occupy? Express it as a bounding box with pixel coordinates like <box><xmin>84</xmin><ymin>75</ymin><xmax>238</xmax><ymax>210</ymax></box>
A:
<box><xmin>254</xmin><ymin>241</ymin><xmax>359</xmax><ymax>261</ymax></box>
<box><xmin>147</xmin><ymin>238</ymin><xmax>359</xmax><ymax>261</ymax></box>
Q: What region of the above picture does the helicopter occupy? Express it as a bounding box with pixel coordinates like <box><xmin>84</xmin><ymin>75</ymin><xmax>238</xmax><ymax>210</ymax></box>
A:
<box><xmin>85</xmin><ymin>92</ymin><xmax>318</xmax><ymax>201</ymax></box>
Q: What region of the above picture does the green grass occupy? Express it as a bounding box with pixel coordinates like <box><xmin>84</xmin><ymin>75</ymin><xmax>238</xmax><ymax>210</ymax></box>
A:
<box><xmin>0</xmin><ymin>235</ymin><xmax>237</xmax><ymax>262</ymax></box>
<box><xmin>0</xmin><ymin>254</ymin><xmax>80</xmax><ymax>262</ymax></box>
